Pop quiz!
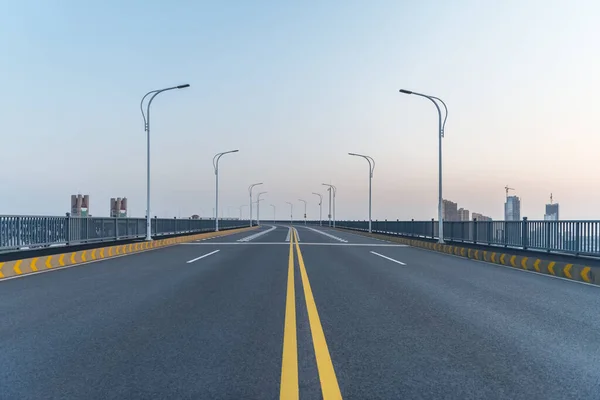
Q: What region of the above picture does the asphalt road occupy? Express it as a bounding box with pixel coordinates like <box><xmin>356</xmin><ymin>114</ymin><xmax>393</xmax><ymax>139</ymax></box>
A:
<box><xmin>1</xmin><ymin>224</ymin><xmax>600</xmax><ymax>399</ymax></box>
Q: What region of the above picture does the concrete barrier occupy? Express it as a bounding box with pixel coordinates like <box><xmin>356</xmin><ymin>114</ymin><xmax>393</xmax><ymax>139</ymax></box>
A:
<box><xmin>341</xmin><ymin>230</ymin><xmax>599</xmax><ymax>286</ymax></box>
<box><xmin>0</xmin><ymin>226</ymin><xmax>256</xmax><ymax>281</ymax></box>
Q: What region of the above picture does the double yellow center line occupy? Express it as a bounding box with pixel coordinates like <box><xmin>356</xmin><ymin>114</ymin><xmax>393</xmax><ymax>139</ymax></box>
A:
<box><xmin>280</xmin><ymin>228</ymin><xmax>342</xmax><ymax>399</ymax></box>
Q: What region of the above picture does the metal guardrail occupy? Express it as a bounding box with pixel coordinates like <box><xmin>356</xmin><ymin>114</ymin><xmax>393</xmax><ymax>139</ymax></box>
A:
<box><xmin>0</xmin><ymin>215</ymin><xmax>250</xmax><ymax>252</ymax></box>
<box><xmin>332</xmin><ymin>219</ymin><xmax>600</xmax><ymax>257</ymax></box>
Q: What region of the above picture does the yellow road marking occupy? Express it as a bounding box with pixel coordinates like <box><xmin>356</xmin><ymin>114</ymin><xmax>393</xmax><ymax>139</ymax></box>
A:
<box><xmin>115</xmin><ymin>246</ymin><xmax>120</xmax><ymax>255</ymax></box>
<box><xmin>30</xmin><ymin>258</ymin><xmax>39</xmax><ymax>272</ymax></box>
<box><xmin>474</xmin><ymin>250</ymin><xmax>479</xmax><ymax>260</ymax></box>
<box><xmin>81</xmin><ymin>251</ymin><xmax>87</xmax><ymax>262</ymax></box>
<box><xmin>14</xmin><ymin>260</ymin><xmax>23</xmax><ymax>275</ymax></box>
<box><xmin>70</xmin><ymin>252</ymin><xmax>76</xmax><ymax>264</ymax></box>
<box><xmin>564</xmin><ymin>264</ymin><xmax>573</xmax><ymax>279</ymax></box>
<box><xmin>521</xmin><ymin>257</ymin><xmax>528</xmax><ymax>269</ymax></box>
<box><xmin>280</xmin><ymin>225</ymin><xmax>299</xmax><ymax>399</ymax></box>
<box><xmin>483</xmin><ymin>251</ymin><xmax>488</xmax><ymax>261</ymax></box>
<box><xmin>500</xmin><ymin>254</ymin><xmax>506</xmax><ymax>265</ymax></box>
<box><xmin>0</xmin><ymin>262</ymin><xmax>4</xmax><ymax>278</ymax></box>
<box><xmin>91</xmin><ymin>249</ymin><xmax>97</xmax><ymax>260</ymax></box>
<box><xmin>581</xmin><ymin>267</ymin><xmax>592</xmax><ymax>283</ymax></box>
<box><xmin>510</xmin><ymin>255</ymin><xmax>516</xmax><ymax>267</ymax></box>
<box><xmin>293</xmin><ymin>229</ymin><xmax>342</xmax><ymax>400</ymax></box>
<box><xmin>533</xmin><ymin>259</ymin><xmax>541</xmax><ymax>272</ymax></box>
<box><xmin>548</xmin><ymin>262</ymin><xmax>556</xmax><ymax>275</ymax></box>
<box><xmin>100</xmin><ymin>248</ymin><xmax>105</xmax><ymax>258</ymax></box>
<box><xmin>491</xmin><ymin>252</ymin><xmax>496</xmax><ymax>263</ymax></box>
<box><xmin>45</xmin><ymin>256</ymin><xmax>53</xmax><ymax>269</ymax></box>
<box><xmin>461</xmin><ymin>248</ymin><xmax>465</xmax><ymax>257</ymax></box>
<box><xmin>59</xmin><ymin>254</ymin><xmax>65</xmax><ymax>266</ymax></box>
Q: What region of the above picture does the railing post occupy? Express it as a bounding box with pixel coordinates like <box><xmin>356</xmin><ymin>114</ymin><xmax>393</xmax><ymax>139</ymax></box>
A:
<box><xmin>503</xmin><ymin>221</ymin><xmax>508</xmax><ymax>246</ymax></box>
<box><xmin>384</xmin><ymin>219</ymin><xmax>387</xmax><ymax>234</ymax></box>
<box><xmin>575</xmin><ymin>221</ymin><xmax>580</xmax><ymax>255</ymax></box>
<box><xmin>473</xmin><ymin>218</ymin><xmax>478</xmax><ymax>244</ymax></box>
<box><xmin>114</xmin><ymin>216</ymin><xmax>118</xmax><ymax>240</ymax></box>
<box><xmin>522</xmin><ymin>217</ymin><xmax>528</xmax><ymax>250</ymax></box>
<box><xmin>65</xmin><ymin>213</ymin><xmax>71</xmax><ymax>245</ymax></box>
<box><xmin>431</xmin><ymin>218</ymin><xmax>435</xmax><ymax>239</ymax></box>
<box><xmin>487</xmin><ymin>221</ymin><xmax>492</xmax><ymax>245</ymax></box>
<box><xmin>411</xmin><ymin>219</ymin><xmax>414</xmax><ymax>237</ymax></box>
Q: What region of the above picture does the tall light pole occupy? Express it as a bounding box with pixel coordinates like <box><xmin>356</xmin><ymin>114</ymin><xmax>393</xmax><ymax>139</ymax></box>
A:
<box><xmin>213</xmin><ymin>150</ymin><xmax>239</xmax><ymax>231</ymax></box>
<box><xmin>286</xmin><ymin>202</ymin><xmax>293</xmax><ymax>225</ymax></box>
<box><xmin>270</xmin><ymin>204</ymin><xmax>276</xmax><ymax>223</ymax></box>
<box><xmin>399</xmin><ymin>88</ymin><xmax>448</xmax><ymax>243</ymax></box>
<box><xmin>239</xmin><ymin>204</ymin><xmax>248</xmax><ymax>220</ymax></box>
<box><xmin>298</xmin><ymin>199</ymin><xmax>307</xmax><ymax>225</ymax></box>
<box><xmin>248</xmin><ymin>183</ymin><xmax>263</xmax><ymax>227</ymax></box>
<box><xmin>257</xmin><ymin>191</ymin><xmax>268</xmax><ymax>225</ymax></box>
<box><xmin>140</xmin><ymin>83</ymin><xmax>190</xmax><ymax>241</ymax></box>
<box><xmin>349</xmin><ymin>153</ymin><xmax>375</xmax><ymax>233</ymax></box>
<box><xmin>322</xmin><ymin>183</ymin><xmax>336</xmax><ymax>228</ymax></box>
<box><xmin>312</xmin><ymin>192</ymin><xmax>322</xmax><ymax>226</ymax></box>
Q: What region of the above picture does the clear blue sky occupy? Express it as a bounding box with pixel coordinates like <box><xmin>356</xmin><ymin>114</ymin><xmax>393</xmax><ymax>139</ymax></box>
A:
<box><xmin>1</xmin><ymin>0</ymin><xmax>599</xmax><ymax>220</ymax></box>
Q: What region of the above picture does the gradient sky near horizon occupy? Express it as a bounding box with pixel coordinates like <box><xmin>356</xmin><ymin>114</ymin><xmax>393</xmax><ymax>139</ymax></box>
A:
<box><xmin>2</xmin><ymin>0</ymin><xmax>599</xmax><ymax>221</ymax></box>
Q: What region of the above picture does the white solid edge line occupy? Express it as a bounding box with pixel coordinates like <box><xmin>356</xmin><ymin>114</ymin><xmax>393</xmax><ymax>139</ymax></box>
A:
<box><xmin>302</xmin><ymin>226</ymin><xmax>348</xmax><ymax>243</ymax></box>
<box><xmin>294</xmin><ymin>227</ymin><xmax>300</xmax><ymax>242</ymax></box>
<box><xmin>370</xmin><ymin>251</ymin><xmax>407</xmax><ymax>265</ymax></box>
<box><xmin>285</xmin><ymin>227</ymin><xmax>291</xmax><ymax>242</ymax></box>
<box><xmin>237</xmin><ymin>225</ymin><xmax>277</xmax><ymax>242</ymax></box>
<box><xmin>186</xmin><ymin>249</ymin><xmax>220</xmax><ymax>264</ymax></box>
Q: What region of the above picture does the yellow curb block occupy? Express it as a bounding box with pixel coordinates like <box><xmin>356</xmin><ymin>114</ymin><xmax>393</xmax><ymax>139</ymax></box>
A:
<box><xmin>0</xmin><ymin>227</ymin><xmax>256</xmax><ymax>281</ymax></box>
<box><xmin>342</xmin><ymin>230</ymin><xmax>600</xmax><ymax>286</ymax></box>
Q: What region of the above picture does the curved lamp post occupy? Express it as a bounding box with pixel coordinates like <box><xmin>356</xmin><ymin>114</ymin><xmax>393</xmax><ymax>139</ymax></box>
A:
<box><xmin>213</xmin><ymin>150</ymin><xmax>239</xmax><ymax>231</ymax></box>
<box><xmin>348</xmin><ymin>153</ymin><xmax>375</xmax><ymax>233</ymax></box>
<box><xmin>399</xmin><ymin>88</ymin><xmax>448</xmax><ymax>243</ymax></box>
<box><xmin>140</xmin><ymin>83</ymin><xmax>190</xmax><ymax>240</ymax></box>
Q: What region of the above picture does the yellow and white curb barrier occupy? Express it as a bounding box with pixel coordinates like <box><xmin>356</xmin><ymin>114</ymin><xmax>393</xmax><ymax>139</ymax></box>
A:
<box><xmin>345</xmin><ymin>231</ymin><xmax>599</xmax><ymax>286</ymax></box>
<box><xmin>0</xmin><ymin>227</ymin><xmax>255</xmax><ymax>281</ymax></box>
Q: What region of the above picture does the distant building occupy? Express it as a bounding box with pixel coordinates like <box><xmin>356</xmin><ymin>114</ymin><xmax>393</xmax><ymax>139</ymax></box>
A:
<box><xmin>504</xmin><ymin>195</ymin><xmax>521</xmax><ymax>221</ymax></box>
<box><xmin>458</xmin><ymin>208</ymin><xmax>470</xmax><ymax>221</ymax></box>
<box><xmin>472</xmin><ymin>212</ymin><xmax>492</xmax><ymax>222</ymax></box>
<box><xmin>70</xmin><ymin>194</ymin><xmax>90</xmax><ymax>217</ymax></box>
<box><xmin>110</xmin><ymin>197</ymin><xmax>128</xmax><ymax>218</ymax></box>
<box><xmin>544</xmin><ymin>202</ymin><xmax>559</xmax><ymax>221</ymax></box>
<box><xmin>442</xmin><ymin>199</ymin><xmax>459</xmax><ymax>221</ymax></box>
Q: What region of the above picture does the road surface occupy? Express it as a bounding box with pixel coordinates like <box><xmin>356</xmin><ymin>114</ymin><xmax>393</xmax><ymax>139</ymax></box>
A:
<box><xmin>1</xmin><ymin>225</ymin><xmax>599</xmax><ymax>399</ymax></box>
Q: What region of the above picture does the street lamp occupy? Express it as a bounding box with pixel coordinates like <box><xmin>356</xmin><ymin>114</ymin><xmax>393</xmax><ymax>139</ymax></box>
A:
<box><xmin>322</xmin><ymin>183</ymin><xmax>337</xmax><ymax>228</ymax></box>
<box><xmin>213</xmin><ymin>149</ymin><xmax>239</xmax><ymax>231</ymax></box>
<box><xmin>312</xmin><ymin>192</ymin><xmax>323</xmax><ymax>226</ymax></box>
<box><xmin>140</xmin><ymin>83</ymin><xmax>190</xmax><ymax>241</ymax></box>
<box><xmin>286</xmin><ymin>202</ymin><xmax>293</xmax><ymax>224</ymax></box>
<box><xmin>298</xmin><ymin>199</ymin><xmax>307</xmax><ymax>225</ymax></box>
<box><xmin>239</xmin><ymin>204</ymin><xmax>248</xmax><ymax>220</ymax></box>
<box><xmin>348</xmin><ymin>153</ymin><xmax>375</xmax><ymax>233</ymax></box>
<box><xmin>257</xmin><ymin>191</ymin><xmax>268</xmax><ymax>225</ymax></box>
<box><xmin>270</xmin><ymin>204</ymin><xmax>276</xmax><ymax>223</ymax></box>
<box><xmin>248</xmin><ymin>183</ymin><xmax>263</xmax><ymax>227</ymax></box>
<box><xmin>399</xmin><ymin>88</ymin><xmax>448</xmax><ymax>243</ymax></box>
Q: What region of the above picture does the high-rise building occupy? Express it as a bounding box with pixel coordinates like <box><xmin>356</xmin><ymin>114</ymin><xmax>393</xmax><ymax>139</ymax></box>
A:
<box><xmin>110</xmin><ymin>197</ymin><xmax>128</xmax><ymax>217</ymax></box>
<box><xmin>70</xmin><ymin>194</ymin><xmax>90</xmax><ymax>217</ymax></box>
<box><xmin>472</xmin><ymin>212</ymin><xmax>492</xmax><ymax>222</ymax></box>
<box><xmin>504</xmin><ymin>195</ymin><xmax>521</xmax><ymax>221</ymax></box>
<box><xmin>544</xmin><ymin>203</ymin><xmax>559</xmax><ymax>221</ymax></box>
<box><xmin>458</xmin><ymin>208</ymin><xmax>470</xmax><ymax>221</ymax></box>
<box><xmin>442</xmin><ymin>199</ymin><xmax>458</xmax><ymax>221</ymax></box>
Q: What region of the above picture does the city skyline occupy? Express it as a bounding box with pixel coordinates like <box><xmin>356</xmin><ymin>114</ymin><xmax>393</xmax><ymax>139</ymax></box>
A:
<box><xmin>2</xmin><ymin>1</ymin><xmax>599</xmax><ymax>221</ymax></box>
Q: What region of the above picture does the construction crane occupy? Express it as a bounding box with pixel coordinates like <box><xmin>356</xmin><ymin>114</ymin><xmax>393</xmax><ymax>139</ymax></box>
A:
<box><xmin>505</xmin><ymin>185</ymin><xmax>515</xmax><ymax>198</ymax></box>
